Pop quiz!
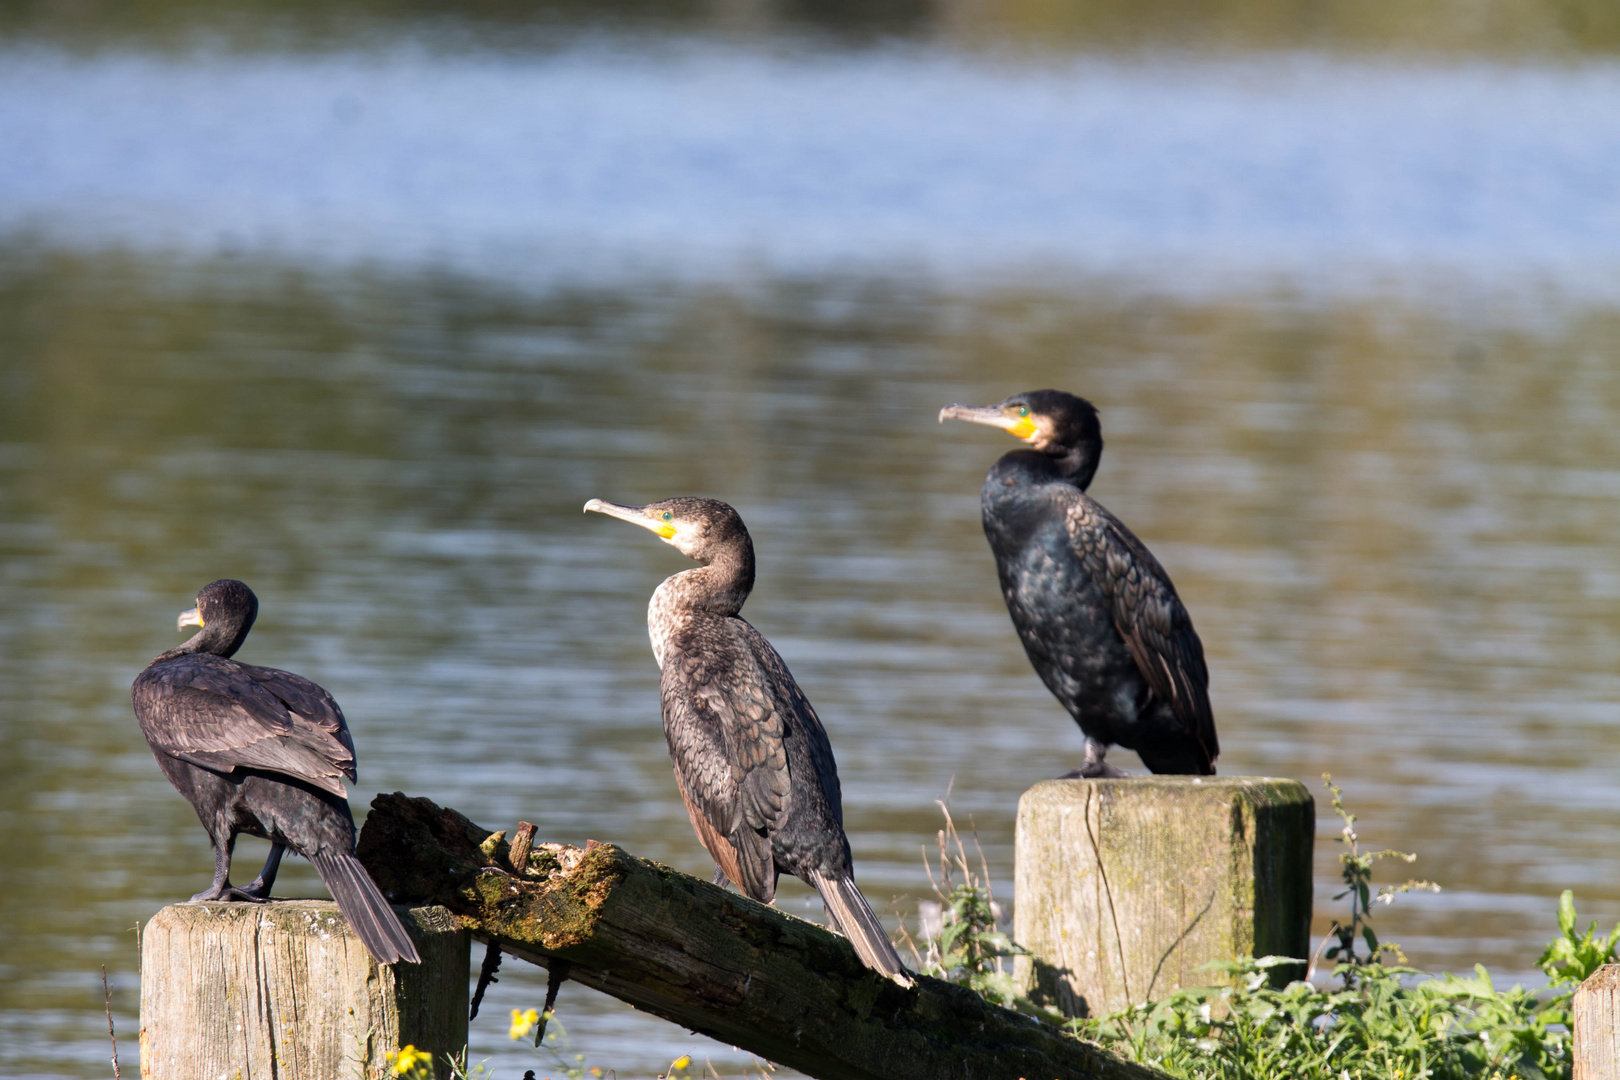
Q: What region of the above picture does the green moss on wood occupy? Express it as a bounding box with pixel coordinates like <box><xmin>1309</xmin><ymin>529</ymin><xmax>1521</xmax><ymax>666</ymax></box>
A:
<box><xmin>356</xmin><ymin>792</ymin><xmax>1165</xmax><ymax>1080</ymax></box>
<box><xmin>478</xmin><ymin>830</ymin><xmax>509</xmax><ymax>865</ymax></box>
<box><xmin>526</xmin><ymin>848</ymin><xmax>561</xmax><ymax>876</ymax></box>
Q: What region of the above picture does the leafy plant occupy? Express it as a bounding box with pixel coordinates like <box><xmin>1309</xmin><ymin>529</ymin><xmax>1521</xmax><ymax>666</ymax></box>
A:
<box><xmin>1077</xmin><ymin>951</ymin><xmax>1576</xmax><ymax>1080</ymax></box>
<box><xmin>1538</xmin><ymin>890</ymin><xmax>1620</xmax><ymax>988</ymax></box>
<box><xmin>1316</xmin><ymin>772</ymin><xmax>1439</xmax><ymax>976</ymax></box>
<box><xmin>898</xmin><ymin>797</ymin><xmax>1033</xmax><ymax>1011</ymax></box>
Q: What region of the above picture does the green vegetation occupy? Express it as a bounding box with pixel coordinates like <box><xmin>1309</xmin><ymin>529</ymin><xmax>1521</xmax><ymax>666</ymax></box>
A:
<box><xmin>897</xmin><ymin>797</ymin><xmax>1032</xmax><ymax>1013</ymax></box>
<box><xmin>1315</xmin><ymin>773</ymin><xmax>1440</xmax><ymax>970</ymax></box>
<box><xmin>1079</xmin><ymin>947</ymin><xmax>1583</xmax><ymax>1079</ymax></box>
<box><xmin>911</xmin><ymin>778</ymin><xmax>1620</xmax><ymax>1080</ymax></box>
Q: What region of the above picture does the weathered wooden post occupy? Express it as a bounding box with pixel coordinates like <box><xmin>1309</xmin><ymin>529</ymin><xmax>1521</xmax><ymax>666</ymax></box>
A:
<box><xmin>140</xmin><ymin>900</ymin><xmax>469</xmax><ymax>1080</ymax></box>
<box><xmin>1575</xmin><ymin>964</ymin><xmax>1620</xmax><ymax>1079</ymax></box>
<box><xmin>1014</xmin><ymin>776</ymin><xmax>1314</xmax><ymax>1018</ymax></box>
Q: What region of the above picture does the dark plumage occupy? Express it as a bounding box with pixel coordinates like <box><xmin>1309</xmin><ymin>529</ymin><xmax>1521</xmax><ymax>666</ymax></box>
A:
<box><xmin>131</xmin><ymin>579</ymin><xmax>420</xmax><ymax>965</ymax></box>
<box><xmin>585</xmin><ymin>496</ymin><xmax>909</xmax><ymax>982</ymax></box>
<box><xmin>940</xmin><ymin>390</ymin><xmax>1219</xmax><ymax>777</ymax></box>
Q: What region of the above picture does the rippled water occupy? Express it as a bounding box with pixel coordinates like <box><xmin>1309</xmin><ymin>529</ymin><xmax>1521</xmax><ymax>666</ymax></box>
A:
<box><xmin>1</xmin><ymin>21</ymin><xmax>1618</xmax><ymax>1080</ymax></box>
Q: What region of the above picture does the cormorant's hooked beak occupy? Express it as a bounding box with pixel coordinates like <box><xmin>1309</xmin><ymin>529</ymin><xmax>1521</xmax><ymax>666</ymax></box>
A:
<box><xmin>177</xmin><ymin>606</ymin><xmax>204</xmax><ymax>632</ymax></box>
<box><xmin>584</xmin><ymin>499</ymin><xmax>677</xmax><ymax>541</ymax></box>
<box><xmin>938</xmin><ymin>402</ymin><xmax>1038</xmax><ymax>441</ymax></box>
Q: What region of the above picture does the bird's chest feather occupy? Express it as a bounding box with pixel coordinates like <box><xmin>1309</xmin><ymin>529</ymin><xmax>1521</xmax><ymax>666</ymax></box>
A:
<box><xmin>982</xmin><ymin>488</ymin><xmax>1108</xmax><ymax>635</ymax></box>
<box><xmin>981</xmin><ymin>478</ymin><xmax>1143</xmax><ymax>723</ymax></box>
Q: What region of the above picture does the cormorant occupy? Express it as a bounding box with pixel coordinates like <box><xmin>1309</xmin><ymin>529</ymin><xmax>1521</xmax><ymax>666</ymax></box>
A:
<box><xmin>131</xmin><ymin>579</ymin><xmax>420</xmax><ymax>965</ymax></box>
<box><xmin>939</xmin><ymin>390</ymin><xmax>1218</xmax><ymax>777</ymax></box>
<box><xmin>584</xmin><ymin>496</ymin><xmax>909</xmax><ymax>981</ymax></box>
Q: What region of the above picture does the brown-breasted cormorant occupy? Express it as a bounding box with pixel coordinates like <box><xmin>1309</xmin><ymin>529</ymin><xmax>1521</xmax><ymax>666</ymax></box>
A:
<box><xmin>939</xmin><ymin>390</ymin><xmax>1218</xmax><ymax>777</ymax></box>
<box><xmin>131</xmin><ymin>579</ymin><xmax>420</xmax><ymax>964</ymax></box>
<box><xmin>584</xmin><ymin>496</ymin><xmax>909</xmax><ymax>981</ymax></box>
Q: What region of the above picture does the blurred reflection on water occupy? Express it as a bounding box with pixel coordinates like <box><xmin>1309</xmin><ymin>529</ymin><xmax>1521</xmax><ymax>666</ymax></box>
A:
<box><xmin>4</xmin><ymin>46</ymin><xmax>1618</xmax><ymax>300</ymax></box>
<box><xmin>2</xmin><ymin>252</ymin><xmax>1616</xmax><ymax>1076</ymax></box>
<box><xmin>1</xmin><ymin>17</ymin><xmax>1618</xmax><ymax>1080</ymax></box>
<box><xmin>4</xmin><ymin>0</ymin><xmax>1618</xmax><ymax>55</ymax></box>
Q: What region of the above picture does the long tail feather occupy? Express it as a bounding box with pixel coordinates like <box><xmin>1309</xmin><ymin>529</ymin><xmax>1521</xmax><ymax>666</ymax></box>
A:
<box><xmin>808</xmin><ymin>869</ymin><xmax>910</xmax><ymax>983</ymax></box>
<box><xmin>310</xmin><ymin>851</ymin><xmax>422</xmax><ymax>965</ymax></box>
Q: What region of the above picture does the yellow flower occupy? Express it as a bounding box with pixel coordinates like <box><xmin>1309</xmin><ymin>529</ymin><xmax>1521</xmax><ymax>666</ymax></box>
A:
<box><xmin>670</xmin><ymin>1055</ymin><xmax>692</xmax><ymax>1072</ymax></box>
<box><xmin>509</xmin><ymin>1007</ymin><xmax>542</xmax><ymax>1040</ymax></box>
<box><xmin>387</xmin><ymin>1044</ymin><xmax>429</xmax><ymax>1076</ymax></box>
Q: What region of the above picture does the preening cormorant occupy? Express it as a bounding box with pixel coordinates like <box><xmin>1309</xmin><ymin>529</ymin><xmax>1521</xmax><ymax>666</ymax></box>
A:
<box><xmin>131</xmin><ymin>579</ymin><xmax>420</xmax><ymax>965</ymax></box>
<box><xmin>939</xmin><ymin>390</ymin><xmax>1218</xmax><ymax>777</ymax></box>
<box><xmin>584</xmin><ymin>496</ymin><xmax>909</xmax><ymax>981</ymax></box>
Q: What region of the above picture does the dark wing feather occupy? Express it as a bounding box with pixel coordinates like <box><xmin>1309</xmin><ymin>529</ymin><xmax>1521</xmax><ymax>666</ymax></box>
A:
<box><xmin>659</xmin><ymin>618</ymin><xmax>793</xmax><ymax>901</ymax></box>
<box><xmin>241</xmin><ymin>665</ymin><xmax>356</xmax><ymax>763</ymax></box>
<box><xmin>132</xmin><ymin>655</ymin><xmax>356</xmax><ymax>797</ymax></box>
<box><xmin>1070</xmin><ymin>500</ymin><xmax>1219</xmax><ymax>766</ymax></box>
<box><xmin>732</xmin><ymin>621</ymin><xmax>843</xmax><ymax>826</ymax></box>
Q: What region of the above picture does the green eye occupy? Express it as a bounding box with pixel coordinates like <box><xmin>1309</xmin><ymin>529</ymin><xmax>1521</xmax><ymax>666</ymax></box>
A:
<box><xmin>1017</xmin><ymin>406</ymin><xmax>1030</xmax><ymax>417</ymax></box>
<box><xmin>661</xmin><ymin>511</ymin><xmax>673</xmax><ymax>522</ymax></box>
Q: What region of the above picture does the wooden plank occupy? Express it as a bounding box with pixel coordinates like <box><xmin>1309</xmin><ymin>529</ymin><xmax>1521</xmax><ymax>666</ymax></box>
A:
<box><xmin>1576</xmin><ymin>964</ymin><xmax>1620</xmax><ymax>1080</ymax></box>
<box><xmin>357</xmin><ymin>791</ymin><xmax>1167</xmax><ymax>1080</ymax></box>
<box><xmin>139</xmin><ymin>900</ymin><xmax>469</xmax><ymax>1080</ymax></box>
<box><xmin>1014</xmin><ymin>777</ymin><xmax>1314</xmax><ymax>1017</ymax></box>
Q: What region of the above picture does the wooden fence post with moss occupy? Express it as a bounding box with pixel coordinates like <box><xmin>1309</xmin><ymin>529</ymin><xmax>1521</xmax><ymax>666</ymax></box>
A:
<box><xmin>139</xmin><ymin>900</ymin><xmax>469</xmax><ymax>1080</ymax></box>
<box><xmin>1014</xmin><ymin>776</ymin><xmax>1315</xmax><ymax>1018</ymax></box>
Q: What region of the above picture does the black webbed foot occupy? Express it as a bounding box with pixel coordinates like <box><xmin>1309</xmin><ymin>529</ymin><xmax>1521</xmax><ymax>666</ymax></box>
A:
<box><xmin>1057</xmin><ymin>761</ymin><xmax>1131</xmax><ymax>779</ymax></box>
<box><xmin>189</xmin><ymin>882</ymin><xmax>269</xmax><ymax>903</ymax></box>
<box><xmin>1058</xmin><ymin>738</ymin><xmax>1130</xmax><ymax>779</ymax></box>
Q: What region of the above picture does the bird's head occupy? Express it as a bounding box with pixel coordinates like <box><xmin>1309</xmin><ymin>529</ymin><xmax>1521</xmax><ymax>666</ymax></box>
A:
<box><xmin>176</xmin><ymin>578</ymin><xmax>259</xmax><ymax>658</ymax></box>
<box><xmin>938</xmin><ymin>389</ymin><xmax>1099</xmax><ymax>452</ymax></box>
<box><xmin>583</xmin><ymin>496</ymin><xmax>751</xmax><ymax>566</ymax></box>
<box><xmin>938</xmin><ymin>389</ymin><xmax>1103</xmax><ymax>487</ymax></box>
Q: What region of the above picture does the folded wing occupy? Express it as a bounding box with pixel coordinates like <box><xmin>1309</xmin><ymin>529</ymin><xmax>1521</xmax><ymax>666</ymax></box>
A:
<box><xmin>134</xmin><ymin>655</ymin><xmax>357</xmax><ymax>798</ymax></box>
<box><xmin>1070</xmin><ymin>501</ymin><xmax>1218</xmax><ymax>769</ymax></box>
<box><xmin>660</xmin><ymin>622</ymin><xmax>793</xmax><ymax>902</ymax></box>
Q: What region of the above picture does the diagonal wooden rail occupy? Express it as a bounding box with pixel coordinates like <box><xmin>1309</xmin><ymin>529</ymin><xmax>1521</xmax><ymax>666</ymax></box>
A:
<box><xmin>356</xmin><ymin>792</ymin><xmax>1166</xmax><ymax>1080</ymax></box>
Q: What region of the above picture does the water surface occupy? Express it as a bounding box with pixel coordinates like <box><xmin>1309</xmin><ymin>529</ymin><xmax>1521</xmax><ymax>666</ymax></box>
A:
<box><xmin>1</xmin><ymin>20</ymin><xmax>1618</xmax><ymax>1080</ymax></box>
<box><xmin>3</xmin><ymin>46</ymin><xmax>1618</xmax><ymax>298</ymax></box>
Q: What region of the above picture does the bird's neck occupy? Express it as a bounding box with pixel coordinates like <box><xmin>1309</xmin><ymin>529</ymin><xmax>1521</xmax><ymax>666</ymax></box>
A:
<box><xmin>1047</xmin><ymin>441</ymin><xmax>1100</xmax><ymax>490</ymax></box>
<box><xmin>656</xmin><ymin>551</ymin><xmax>755</xmax><ymax>616</ymax></box>
<box><xmin>647</xmin><ymin>546</ymin><xmax>755</xmax><ymax>668</ymax></box>
<box><xmin>155</xmin><ymin>623</ymin><xmax>248</xmax><ymax>663</ymax></box>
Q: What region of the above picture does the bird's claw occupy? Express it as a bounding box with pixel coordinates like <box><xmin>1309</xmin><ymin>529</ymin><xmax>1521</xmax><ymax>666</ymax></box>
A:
<box><xmin>1060</xmin><ymin>738</ymin><xmax>1130</xmax><ymax>778</ymax></box>
<box><xmin>189</xmin><ymin>884</ymin><xmax>269</xmax><ymax>903</ymax></box>
<box><xmin>1058</xmin><ymin>761</ymin><xmax>1131</xmax><ymax>779</ymax></box>
<box><xmin>236</xmin><ymin>881</ymin><xmax>274</xmax><ymax>901</ymax></box>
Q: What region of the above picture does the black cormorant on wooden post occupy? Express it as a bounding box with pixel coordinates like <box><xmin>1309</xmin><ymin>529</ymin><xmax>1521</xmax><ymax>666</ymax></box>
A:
<box><xmin>584</xmin><ymin>496</ymin><xmax>910</xmax><ymax>982</ymax></box>
<box><xmin>940</xmin><ymin>390</ymin><xmax>1219</xmax><ymax>777</ymax></box>
<box><xmin>131</xmin><ymin>579</ymin><xmax>420</xmax><ymax>964</ymax></box>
